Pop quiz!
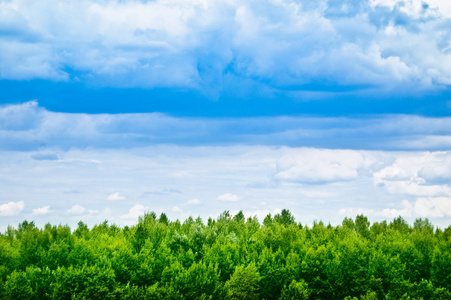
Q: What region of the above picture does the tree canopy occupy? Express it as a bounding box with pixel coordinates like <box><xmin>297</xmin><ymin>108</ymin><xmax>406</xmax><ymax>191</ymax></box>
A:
<box><xmin>0</xmin><ymin>211</ymin><xmax>450</xmax><ymax>299</ymax></box>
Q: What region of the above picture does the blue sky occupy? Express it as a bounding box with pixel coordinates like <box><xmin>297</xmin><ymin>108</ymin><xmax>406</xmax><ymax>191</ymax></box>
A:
<box><xmin>1</xmin><ymin>0</ymin><xmax>451</xmax><ymax>230</ymax></box>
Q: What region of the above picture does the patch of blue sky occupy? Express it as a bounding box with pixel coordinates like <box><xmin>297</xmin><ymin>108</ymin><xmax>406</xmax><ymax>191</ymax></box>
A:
<box><xmin>2</xmin><ymin>81</ymin><xmax>451</xmax><ymax>116</ymax></box>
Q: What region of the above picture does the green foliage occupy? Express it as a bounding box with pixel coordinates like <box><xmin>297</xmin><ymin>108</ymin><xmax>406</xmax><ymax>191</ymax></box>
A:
<box><xmin>274</xmin><ymin>209</ymin><xmax>295</xmax><ymax>227</ymax></box>
<box><xmin>50</xmin><ymin>263</ymin><xmax>119</xmax><ymax>299</ymax></box>
<box><xmin>0</xmin><ymin>212</ymin><xmax>450</xmax><ymax>299</ymax></box>
<box><xmin>280</xmin><ymin>279</ymin><xmax>310</xmax><ymax>300</ymax></box>
<box><xmin>355</xmin><ymin>214</ymin><xmax>370</xmax><ymax>238</ymax></box>
<box><xmin>225</xmin><ymin>264</ymin><xmax>260</xmax><ymax>300</ymax></box>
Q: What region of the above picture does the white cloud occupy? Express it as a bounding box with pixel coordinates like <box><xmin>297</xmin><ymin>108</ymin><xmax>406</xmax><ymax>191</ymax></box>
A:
<box><xmin>0</xmin><ymin>0</ymin><xmax>451</xmax><ymax>92</ymax></box>
<box><xmin>274</xmin><ymin>149</ymin><xmax>374</xmax><ymax>183</ymax></box>
<box><xmin>374</xmin><ymin>152</ymin><xmax>451</xmax><ymax>197</ymax></box>
<box><xmin>340</xmin><ymin>197</ymin><xmax>451</xmax><ymax>220</ymax></box>
<box><xmin>172</xmin><ymin>206</ymin><xmax>182</xmax><ymax>212</ymax></box>
<box><xmin>187</xmin><ymin>198</ymin><xmax>201</xmax><ymax>205</ymax></box>
<box><xmin>217</xmin><ymin>193</ymin><xmax>240</xmax><ymax>202</ymax></box>
<box><xmin>120</xmin><ymin>204</ymin><xmax>148</xmax><ymax>219</ymax></box>
<box><xmin>0</xmin><ymin>201</ymin><xmax>24</xmax><ymax>216</ymax></box>
<box><xmin>412</xmin><ymin>197</ymin><xmax>451</xmax><ymax>218</ymax></box>
<box><xmin>107</xmin><ymin>192</ymin><xmax>125</xmax><ymax>201</ymax></box>
<box><xmin>418</xmin><ymin>155</ymin><xmax>451</xmax><ymax>183</ymax></box>
<box><xmin>32</xmin><ymin>205</ymin><xmax>51</xmax><ymax>215</ymax></box>
<box><xmin>379</xmin><ymin>200</ymin><xmax>414</xmax><ymax>219</ymax></box>
<box><xmin>66</xmin><ymin>204</ymin><xmax>86</xmax><ymax>215</ymax></box>
<box><xmin>370</xmin><ymin>0</ymin><xmax>451</xmax><ymax>18</ymax></box>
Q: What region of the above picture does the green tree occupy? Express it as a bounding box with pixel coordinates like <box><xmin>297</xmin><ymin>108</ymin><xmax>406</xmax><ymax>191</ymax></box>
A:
<box><xmin>355</xmin><ymin>214</ymin><xmax>370</xmax><ymax>238</ymax></box>
<box><xmin>280</xmin><ymin>279</ymin><xmax>310</xmax><ymax>300</ymax></box>
<box><xmin>50</xmin><ymin>264</ymin><xmax>119</xmax><ymax>299</ymax></box>
<box><xmin>389</xmin><ymin>216</ymin><xmax>410</xmax><ymax>234</ymax></box>
<box><xmin>225</xmin><ymin>264</ymin><xmax>260</xmax><ymax>300</ymax></box>
<box><xmin>431</xmin><ymin>243</ymin><xmax>451</xmax><ymax>290</ymax></box>
<box><xmin>263</xmin><ymin>213</ymin><xmax>273</xmax><ymax>227</ymax></box>
<box><xmin>274</xmin><ymin>209</ymin><xmax>296</xmax><ymax>227</ymax></box>
<box><xmin>3</xmin><ymin>267</ymin><xmax>51</xmax><ymax>300</ymax></box>
<box><xmin>3</xmin><ymin>269</ymin><xmax>34</xmax><ymax>300</ymax></box>
<box><xmin>342</xmin><ymin>217</ymin><xmax>355</xmax><ymax>230</ymax></box>
<box><xmin>164</xmin><ymin>261</ymin><xmax>225</xmax><ymax>299</ymax></box>
<box><xmin>233</xmin><ymin>211</ymin><xmax>245</xmax><ymax>223</ymax></box>
<box><xmin>158</xmin><ymin>213</ymin><xmax>169</xmax><ymax>226</ymax></box>
<box><xmin>258</xmin><ymin>247</ymin><xmax>285</xmax><ymax>299</ymax></box>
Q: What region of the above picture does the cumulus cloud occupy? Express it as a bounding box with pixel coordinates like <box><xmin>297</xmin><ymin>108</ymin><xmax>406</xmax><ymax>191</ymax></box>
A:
<box><xmin>418</xmin><ymin>155</ymin><xmax>451</xmax><ymax>184</ymax></box>
<box><xmin>0</xmin><ymin>0</ymin><xmax>450</xmax><ymax>95</ymax></box>
<box><xmin>107</xmin><ymin>192</ymin><xmax>125</xmax><ymax>201</ymax></box>
<box><xmin>120</xmin><ymin>204</ymin><xmax>148</xmax><ymax>219</ymax></box>
<box><xmin>66</xmin><ymin>204</ymin><xmax>86</xmax><ymax>215</ymax></box>
<box><xmin>412</xmin><ymin>197</ymin><xmax>451</xmax><ymax>218</ymax></box>
<box><xmin>0</xmin><ymin>201</ymin><xmax>24</xmax><ymax>216</ymax></box>
<box><xmin>32</xmin><ymin>205</ymin><xmax>51</xmax><ymax>215</ymax></box>
<box><xmin>217</xmin><ymin>193</ymin><xmax>240</xmax><ymax>202</ymax></box>
<box><xmin>378</xmin><ymin>200</ymin><xmax>414</xmax><ymax>219</ymax></box>
<box><xmin>374</xmin><ymin>152</ymin><xmax>451</xmax><ymax>197</ymax></box>
<box><xmin>274</xmin><ymin>149</ymin><xmax>374</xmax><ymax>183</ymax></box>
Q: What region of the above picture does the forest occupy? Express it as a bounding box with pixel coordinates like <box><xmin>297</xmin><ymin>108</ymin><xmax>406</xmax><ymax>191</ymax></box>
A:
<box><xmin>1</xmin><ymin>210</ymin><xmax>450</xmax><ymax>300</ymax></box>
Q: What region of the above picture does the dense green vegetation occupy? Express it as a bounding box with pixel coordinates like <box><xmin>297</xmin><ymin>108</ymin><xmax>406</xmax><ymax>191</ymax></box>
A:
<box><xmin>1</xmin><ymin>210</ymin><xmax>451</xmax><ymax>299</ymax></box>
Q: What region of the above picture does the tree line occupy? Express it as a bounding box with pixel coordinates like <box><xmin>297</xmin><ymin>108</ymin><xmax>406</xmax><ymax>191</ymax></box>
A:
<box><xmin>1</xmin><ymin>209</ymin><xmax>450</xmax><ymax>299</ymax></box>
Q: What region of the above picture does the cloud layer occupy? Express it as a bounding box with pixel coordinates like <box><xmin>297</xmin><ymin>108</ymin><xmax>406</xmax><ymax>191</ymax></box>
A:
<box><xmin>1</xmin><ymin>101</ymin><xmax>451</xmax><ymax>151</ymax></box>
<box><xmin>1</xmin><ymin>0</ymin><xmax>450</xmax><ymax>97</ymax></box>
